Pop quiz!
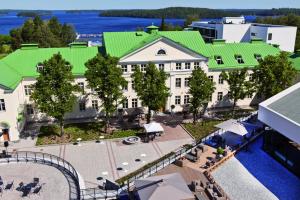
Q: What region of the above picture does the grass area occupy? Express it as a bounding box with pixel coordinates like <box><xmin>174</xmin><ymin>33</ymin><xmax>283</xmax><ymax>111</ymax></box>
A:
<box><xmin>36</xmin><ymin>122</ymin><xmax>141</xmax><ymax>146</ymax></box>
<box><xmin>0</xmin><ymin>54</ymin><xmax>7</xmax><ymax>59</ymax></box>
<box><xmin>184</xmin><ymin>120</ymin><xmax>222</xmax><ymax>142</ymax></box>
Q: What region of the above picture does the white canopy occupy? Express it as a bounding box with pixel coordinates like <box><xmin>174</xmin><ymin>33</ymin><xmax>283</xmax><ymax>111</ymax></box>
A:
<box><xmin>215</xmin><ymin>119</ymin><xmax>248</xmax><ymax>136</ymax></box>
<box><xmin>143</xmin><ymin>122</ymin><xmax>164</xmax><ymax>133</ymax></box>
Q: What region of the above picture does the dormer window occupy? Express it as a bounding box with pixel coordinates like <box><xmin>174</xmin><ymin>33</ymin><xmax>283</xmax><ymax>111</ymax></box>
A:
<box><xmin>157</xmin><ymin>49</ymin><xmax>166</xmax><ymax>55</ymax></box>
<box><xmin>254</xmin><ymin>54</ymin><xmax>262</xmax><ymax>61</ymax></box>
<box><xmin>36</xmin><ymin>62</ymin><xmax>44</xmax><ymax>72</ymax></box>
<box><xmin>235</xmin><ymin>55</ymin><xmax>244</xmax><ymax>64</ymax></box>
<box><xmin>215</xmin><ymin>56</ymin><xmax>224</xmax><ymax>65</ymax></box>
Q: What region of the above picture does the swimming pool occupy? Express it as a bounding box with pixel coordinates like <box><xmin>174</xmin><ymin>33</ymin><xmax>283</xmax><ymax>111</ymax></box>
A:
<box><xmin>212</xmin><ymin>136</ymin><xmax>300</xmax><ymax>200</ymax></box>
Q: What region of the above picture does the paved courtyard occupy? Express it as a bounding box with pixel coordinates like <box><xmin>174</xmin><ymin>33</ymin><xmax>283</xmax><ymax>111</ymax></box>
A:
<box><xmin>6</xmin><ymin>122</ymin><xmax>193</xmax><ymax>189</ymax></box>
<box><xmin>0</xmin><ymin>163</ymin><xmax>69</xmax><ymax>200</ymax></box>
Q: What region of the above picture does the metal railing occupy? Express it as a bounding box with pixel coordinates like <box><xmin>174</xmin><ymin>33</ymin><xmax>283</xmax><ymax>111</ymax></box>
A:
<box><xmin>0</xmin><ymin>151</ymin><xmax>81</xmax><ymax>200</ymax></box>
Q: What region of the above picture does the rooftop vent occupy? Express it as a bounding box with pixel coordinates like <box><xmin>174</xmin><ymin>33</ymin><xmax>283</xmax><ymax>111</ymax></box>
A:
<box><xmin>212</xmin><ymin>39</ymin><xmax>226</xmax><ymax>45</ymax></box>
<box><xmin>136</xmin><ymin>32</ymin><xmax>143</xmax><ymax>36</ymax></box>
<box><xmin>69</xmin><ymin>42</ymin><xmax>88</xmax><ymax>48</ymax></box>
<box><xmin>21</xmin><ymin>44</ymin><xmax>39</xmax><ymax>50</ymax></box>
<box><xmin>146</xmin><ymin>23</ymin><xmax>159</xmax><ymax>34</ymax></box>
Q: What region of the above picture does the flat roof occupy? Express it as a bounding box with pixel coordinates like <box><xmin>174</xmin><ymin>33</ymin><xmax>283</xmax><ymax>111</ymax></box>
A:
<box><xmin>268</xmin><ymin>87</ymin><xmax>300</xmax><ymax>124</ymax></box>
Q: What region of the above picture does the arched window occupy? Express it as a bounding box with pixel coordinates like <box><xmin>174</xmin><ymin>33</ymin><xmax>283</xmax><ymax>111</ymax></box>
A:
<box><xmin>157</xmin><ymin>49</ymin><xmax>166</xmax><ymax>55</ymax></box>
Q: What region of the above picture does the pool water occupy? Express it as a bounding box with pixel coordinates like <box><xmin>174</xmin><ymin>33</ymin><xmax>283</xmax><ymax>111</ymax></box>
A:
<box><xmin>236</xmin><ymin>137</ymin><xmax>300</xmax><ymax>200</ymax></box>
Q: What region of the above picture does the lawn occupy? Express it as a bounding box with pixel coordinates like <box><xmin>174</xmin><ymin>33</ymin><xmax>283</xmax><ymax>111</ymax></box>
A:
<box><xmin>183</xmin><ymin>120</ymin><xmax>222</xmax><ymax>142</ymax></box>
<box><xmin>36</xmin><ymin>122</ymin><xmax>142</xmax><ymax>145</ymax></box>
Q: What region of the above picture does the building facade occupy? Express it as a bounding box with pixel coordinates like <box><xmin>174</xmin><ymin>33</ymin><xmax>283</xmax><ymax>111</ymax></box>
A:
<box><xmin>0</xmin><ymin>26</ymin><xmax>283</xmax><ymax>141</ymax></box>
<box><xmin>190</xmin><ymin>17</ymin><xmax>297</xmax><ymax>52</ymax></box>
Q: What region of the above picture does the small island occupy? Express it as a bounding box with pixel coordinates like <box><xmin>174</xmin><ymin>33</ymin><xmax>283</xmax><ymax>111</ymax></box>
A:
<box><xmin>17</xmin><ymin>10</ymin><xmax>52</xmax><ymax>18</ymax></box>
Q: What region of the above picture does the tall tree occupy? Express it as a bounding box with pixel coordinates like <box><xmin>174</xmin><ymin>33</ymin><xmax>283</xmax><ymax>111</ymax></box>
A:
<box><xmin>32</xmin><ymin>53</ymin><xmax>78</xmax><ymax>136</ymax></box>
<box><xmin>221</xmin><ymin>68</ymin><xmax>255</xmax><ymax>116</ymax></box>
<box><xmin>184</xmin><ymin>15</ymin><xmax>199</xmax><ymax>28</ymax></box>
<box><xmin>131</xmin><ymin>63</ymin><xmax>169</xmax><ymax>123</ymax></box>
<box><xmin>160</xmin><ymin>17</ymin><xmax>167</xmax><ymax>31</ymax></box>
<box><xmin>189</xmin><ymin>68</ymin><xmax>215</xmax><ymax>124</ymax></box>
<box><xmin>85</xmin><ymin>54</ymin><xmax>127</xmax><ymax>133</ymax></box>
<box><xmin>253</xmin><ymin>52</ymin><xmax>297</xmax><ymax>99</ymax></box>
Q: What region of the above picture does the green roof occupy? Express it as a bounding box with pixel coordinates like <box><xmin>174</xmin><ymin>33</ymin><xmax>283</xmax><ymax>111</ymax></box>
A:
<box><xmin>0</xmin><ymin>46</ymin><xmax>99</xmax><ymax>90</ymax></box>
<box><xmin>0</xmin><ymin>30</ymin><xmax>283</xmax><ymax>90</ymax></box>
<box><xmin>103</xmin><ymin>31</ymin><xmax>210</xmax><ymax>58</ymax></box>
<box><xmin>289</xmin><ymin>53</ymin><xmax>300</xmax><ymax>71</ymax></box>
<box><xmin>268</xmin><ymin>87</ymin><xmax>300</xmax><ymax>124</ymax></box>
<box><xmin>103</xmin><ymin>30</ymin><xmax>280</xmax><ymax>70</ymax></box>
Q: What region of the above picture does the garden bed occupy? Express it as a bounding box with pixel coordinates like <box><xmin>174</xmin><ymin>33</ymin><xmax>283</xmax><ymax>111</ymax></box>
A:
<box><xmin>183</xmin><ymin>120</ymin><xmax>222</xmax><ymax>142</ymax></box>
<box><xmin>36</xmin><ymin>122</ymin><xmax>141</xmax><ymax>145</ymax></box>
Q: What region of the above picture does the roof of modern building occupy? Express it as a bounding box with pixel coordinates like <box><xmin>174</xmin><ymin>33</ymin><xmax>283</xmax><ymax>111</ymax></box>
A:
<box><xmin>268</xmin><ymin>86</ymin><xmax>300</xmax><ymax>125</ymax></box>
<box><xmin>0</xmin><ymin>29</ymin><xmax>283</xmax><ymax>90</ymax></box>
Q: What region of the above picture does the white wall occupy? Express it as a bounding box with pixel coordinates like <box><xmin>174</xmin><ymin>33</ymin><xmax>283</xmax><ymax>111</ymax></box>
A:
<box><xmin>222</xmin><ymin>24</ymin><xmax>251</xmax><ymax>43</ymax></box>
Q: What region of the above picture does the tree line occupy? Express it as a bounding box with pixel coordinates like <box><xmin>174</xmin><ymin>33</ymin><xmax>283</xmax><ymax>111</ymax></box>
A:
<box><xmin>100</xmin><ymin>7</ymin><xmax>300</xmax><ymax>19</ymax></box>
<box><xmin>9</xmin><ymin>16</ymin><xmax>76</xmax><ymax>50</ymax></box>
<box><xmin>256</xmin><ymin>14</ymin><xmax>300</xmax><ymax>51</ymax></box>
<box><xmin>31</xmin><ymin>51</ymin><xmax>296</xmax><ymax>137</ymax></box>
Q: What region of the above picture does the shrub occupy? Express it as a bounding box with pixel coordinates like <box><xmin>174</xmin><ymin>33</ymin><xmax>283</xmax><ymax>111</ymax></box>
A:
<box><xmin>217</xmin><ymin>147</ymin><xmax>224</xmax><ymax>155</ymax></box>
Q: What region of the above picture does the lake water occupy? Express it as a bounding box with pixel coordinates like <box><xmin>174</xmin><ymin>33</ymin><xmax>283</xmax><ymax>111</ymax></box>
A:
<box><xmin>0</xmin><ymin>11</ymin><xmax>185</xmax><ymax>35</ymax></box>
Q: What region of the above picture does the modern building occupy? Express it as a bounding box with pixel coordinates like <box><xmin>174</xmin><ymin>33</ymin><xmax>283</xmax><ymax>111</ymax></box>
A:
<box><xmin>258</xmin><ymin>82</ymin><xmax>300</xmax><ymax>177</ymax></box>
<box><xmin>190</xmin><ymin>17</ymin><xmax>297</xmax><ymax>52</ymax></box>
<box><xmin>0</xmin><ymin>25</ymin><xmax>285</xmax><ymax>141</ymax></box>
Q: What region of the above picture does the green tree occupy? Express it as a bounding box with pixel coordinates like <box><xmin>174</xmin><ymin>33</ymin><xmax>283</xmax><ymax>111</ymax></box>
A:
<box><xmin>221</xmin><ymin>68</ymin><xmax>255</xmax><ymax>116</ymax></box>
<box><xmin>253</xmin><ymin>52</ymin><xmax>297</xmax><ymax>99</ymax></box>
<box><xmin>32</xmin><ymin>53</ymin><xmax>79</xmax><ymax>136</ymax></box>
<box><xmin>131</xmin><ymin>63</ymin><xmax>169</xmax><ymax>123</ymax></box>
<box><xmin>160</xmin><ymin>17</ymin><xmax>167</xmax><ymax>31</ymax></box>
<box><xmin>184</xmin><ymin>15</ymin><xmax>199</xmax><ymax>28</ymax></box>
<box><xmin>189</xmin><ymin>68</ymin><xmax>215</xmax><ymax>124</ymax></box>
<box><xmin>85</xmin><ymin>54</ymin><xmax>127</xmax><ymax>133</ymax></box>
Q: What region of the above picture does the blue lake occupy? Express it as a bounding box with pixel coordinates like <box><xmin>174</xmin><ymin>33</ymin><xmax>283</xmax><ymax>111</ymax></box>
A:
<box><xmin>0</xmin><ymin>11</ymin><xmax>185</xmax><ymax>35</ymax></box>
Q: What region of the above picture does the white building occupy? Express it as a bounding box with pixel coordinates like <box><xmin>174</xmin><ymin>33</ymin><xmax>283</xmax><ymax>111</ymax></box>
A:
<box><xmin>190</xmin><ymin>17</ymin><xmax>297</xmax><ymax>52</ymax></box>
<box><xmin>0</xmin><ymin>26</ymin><xmax>282</xmax><ymax>141</ymax></box>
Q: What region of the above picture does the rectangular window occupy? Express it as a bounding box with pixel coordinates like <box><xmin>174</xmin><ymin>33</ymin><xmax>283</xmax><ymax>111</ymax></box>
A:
<box><xmin>235</xmin><ymin>55</ymin><xmax>244</xmax><ymax>64</ymax></box>
<box><xmin>132</xmin><ymin>98</ymin><xmax>138</xmax><ymax>108</ymax></box>
<box><xmin>26</xmin><ymin>104</ymin><xmax>34</xmax><ymax>115</ymax></box>
<box><xmin>24</xmin><ymin>85</ymin><xmax>33</xmax><ymax>96</ymax></box>
<box><xmin>131</xmin><ymin>81</ymin><xmax>135</xmax><ymax>90</ymax></box>
<box><xmin>217</xmin><ymin>92</ymin><xmax>223</xmax><ymax>101</ymax></box>
<box><xmin>131</xmin><ymin>65</ymin><xmax>138</xmax><ymax>72</ymax></box>
<box><xmin>184</xmin><ymin>78</ymin><xmax>190</xmax><ymax>87</ymax></box>
<box><xmin>218</xmin><ymin>75</ymin><xmax>223</xmax><ymax>84</ymax></box>
<box><xmin>141</xmin><ymin>64</ymin><xmax>147</xmax><ymax>72</ymax></box>
<box><xmin>92</xmin><ymin>100</ymin><xmax>99</xmax><ymax>110</ymax></box>
<box><xmin>121</xmin><ymin>65</ymin><xmax>128</xmax><ymax>73</ymax></box>
<box><xmin>175</xmin><ymin>96</ymin><xmax>181</xmax><ymax>105</ymax></box>
<box><xmin>159</xmin><ymin>64</ymin><xmax>165</xmax><ymax>71</ymax></box>
<box><xmin>268</xmin><ymin>33</ymin><xmax>272</xmax><ymax>40</ymax></box>
<box><xmin>122</xmin><ymin>83</ymin><xmax>128</xmax><ymax>91</ymax></box>
<box><xmin>254</xmin><ymin>54</ymin><xmax>262</xmax><ymax>61</ymax></box>
<box><xmin>251</xmin><ymin>32</ymin><xmax>256</xmax><ymax>36</ymax></box>
<box><xmin>123</xmin><ymin>98</ymin><xmax>128</xmax><ymax>109</ymax></box>
<box><xmin>208</xmin><ymin>75</ymin><xmax>214</xmax><ymax>83</ymax></box>
<box><xmin>175</xmin><ymin>78</ymin><xmax>181</xmax><ymax>88</ymax></box>
<box><xmin>0</xmin><ymin>99</ymin><xmax>6</xmax><ymax>111</ymax></box>
<box><xmin>79</xmin><ymin>101</ymin><xmax>86</xmax><ymax>111</ymax></box>
<box><xmin>185</xmin><ymin>62</ymin><xmax>191</xmax><ymax>70</ymax></box>
<box><xmin>194</xmin><ymin>62</ymin><xmax>200</xmax><ymax>69</ymax></box>
<box><xmin>176</xmin><ymin>63</ymin><xmax>182</xmax><ymax>70</ymax></box>
<box><xmin>215</xmin><ymin>56</ymin><xmax>224</xmax><ymax>65</ymax></box>
<box><xmin>184</xmin><ymin>95</ymin><xmax>190</xmax><ymax>104</ymax></box>
<box><xmin>78</xmin><ymin>82</ymin><xmax>85</xmax><ymax>92</ymax></box>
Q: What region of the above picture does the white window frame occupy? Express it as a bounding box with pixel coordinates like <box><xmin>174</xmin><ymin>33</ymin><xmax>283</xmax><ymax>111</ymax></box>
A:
<box><xmin>26</xmin><ymin>104</ymin><xmax>34</xmax><ymax>115</ymax></box>
<box><xmin>218</xmin><ymin>75</ymin><xmax>223</xmax><ymax>84</ymax></box>
<box><xmin>176</xmin><ymin>63</ymin><xmax>182</xmax><ymax>70</ymax></box>
<box><xmin>175</xmin><ymin>96</ymin><xmax>181</xmax><ymax>105</ymax></box>
<box><xmin>141</xmin><ymin>64</ymin><xmax>147</xmax><ymax>72</ymax></box>
<box><xmin>175</xmin><ymin>78</ymin><xmax>181</xmax><ymax>88</ymax></box>
<box><xmin>217</xmin><ymin>92</ymin><xmax>223</xmax><ymax>101</ymax></box>
<box><xmin>24</xmin><ymin>85</ymin><xmax>33</xmax><ymax>96</ymax></box>
<box><xmin>184</xmin><ymin>95</ymin><xmax>190</xmax><ymax>104</ymax></box>
<box><xmin>194</xmin><ymin>62</ymin><xmax>200</xmax><ymax>69</ymax></box>
<box><xmin>132</xmin><ymin>98</ymin><xmax>138</xmax><ymax>108</ymax></box>
<box><xmin>215</xmin><ymin>56</ymin><xmax>223</xmax><ymax>65</ymax></box>
<box><xmin>184</xmin><ymin>78</ymin><xmax>190</xmax><ymax>87</ymax></box>
<box><xmin>159</xmin><ymin>64</ymin><xmax>164</xmax><ymax>71</ymax></box>
<box><xmin>123</xmin><ymin>98</ymin><xmax>128</xmax><ymax>109</ymax></box>
<box><xmin>92</xmin><ymin>100</ymin><xmax>99</xmax><ymax>110</ymax></box>
<box><xmin>121</xmin><ymin>65</ymin><xmax>128</xmax><ymax>73</ymax></box>
<box><xmin>78</xmin><ymin>82</ymin><xmax>85</xmax><ymax>92</ymax></box>
<box><xmin>185</xmin><ymin>62</ymin><xmax>191</xmax><ymax>70</ymax></box>
<box><xmin>208</xmin><ymin>75</ymin><xmax>214</xmax><ymax>83</ymax></box>
<box><xmin>79</xmin><ymin>101</ymin><xmax>86</xmax><ymax>111</ymax></box>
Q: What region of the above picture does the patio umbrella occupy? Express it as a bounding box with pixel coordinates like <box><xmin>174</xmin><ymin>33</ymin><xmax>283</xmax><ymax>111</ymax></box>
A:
<box><xmin>215</xmin><ymin>119</ymin><xmax>248</xmax><ymax>136</ymax></box>
<box><xmin>143</xmin><ymin>122</ymin><xmax>164</xmax><ymax>133</ymax></box>
<box><xmin>135</xmin><ymin>173</ymin><xmax>194</xmax><ymax>200</ymax></box>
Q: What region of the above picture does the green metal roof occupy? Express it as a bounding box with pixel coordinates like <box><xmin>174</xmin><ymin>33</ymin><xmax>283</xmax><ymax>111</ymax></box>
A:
<box><xmin>0</xmin><ymin>46</ymin><xmax>99</xmax><ymax>90</ymax></box>
<box><xmin>103</xmin><ymin>31</ymin><xmax>210</xmax><ymax>58</ymax></box>
<box><xmin>289</xmin><ymin>53</ymin><xmax>300</xmax><ymax>71</ymax></box>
